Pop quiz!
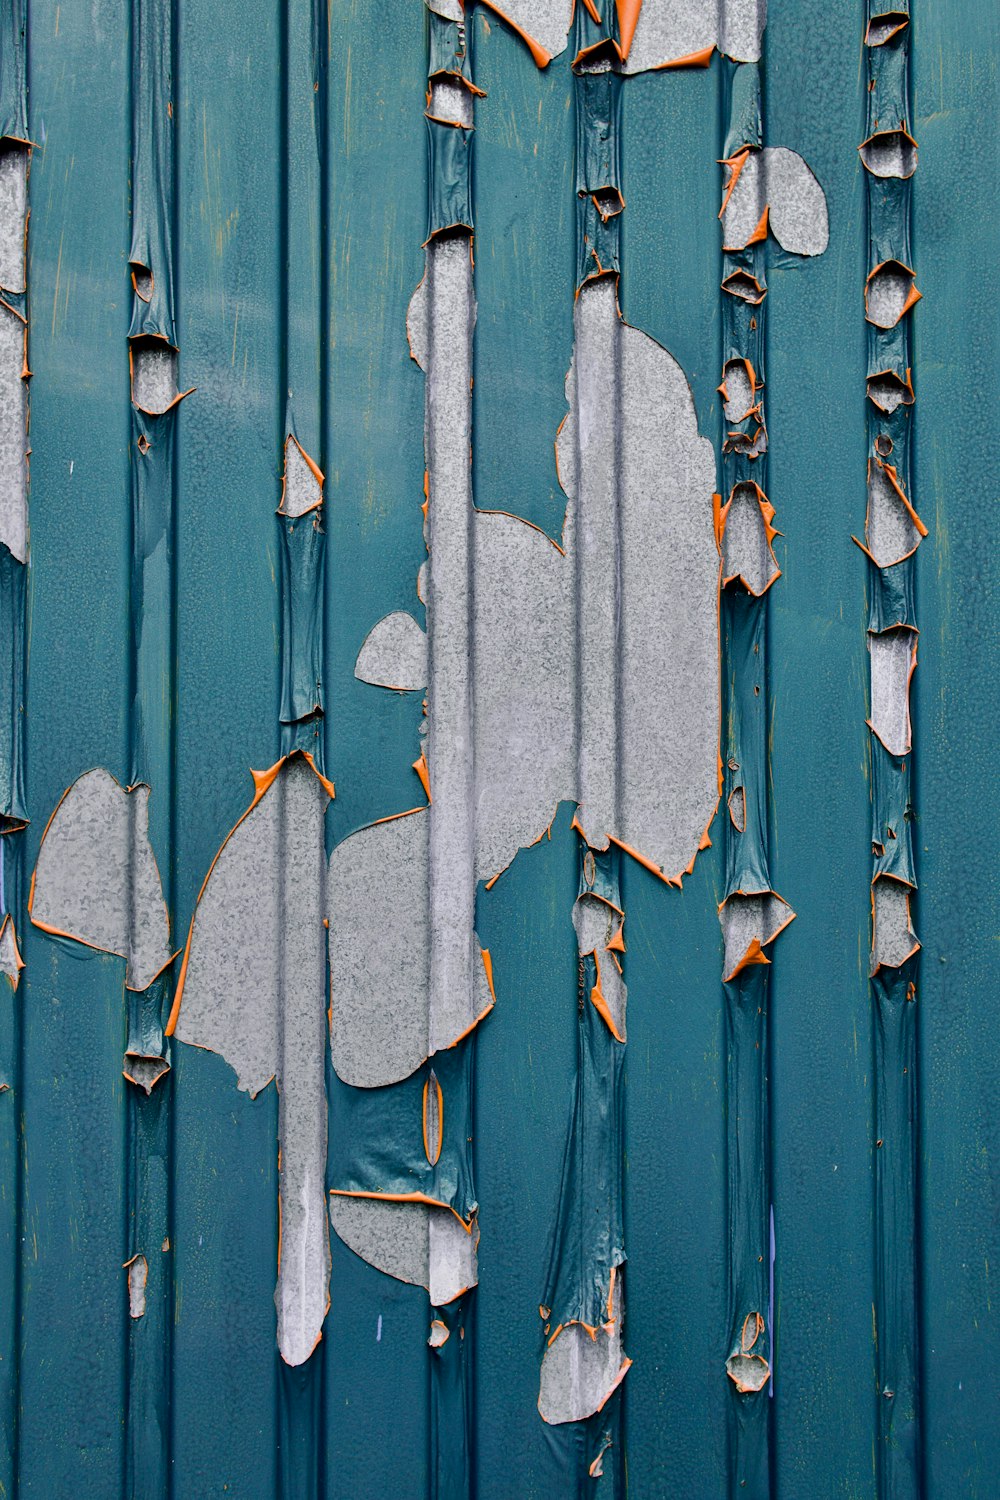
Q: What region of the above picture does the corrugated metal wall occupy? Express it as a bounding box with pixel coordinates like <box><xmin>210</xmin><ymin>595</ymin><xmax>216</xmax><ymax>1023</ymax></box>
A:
<box><xmin>0</xmin><ymin>1</ymin><xmax>996</xmax><ymax>1496</ymax></box>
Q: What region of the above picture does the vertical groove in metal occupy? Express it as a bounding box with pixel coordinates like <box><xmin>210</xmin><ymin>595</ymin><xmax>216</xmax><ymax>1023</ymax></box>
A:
<box><xmin>719</xmin><ymin>58</ymin><xmax>772</xmax><ymax>1500</ymax></box>
<box><xmin>0</xmin><ymin>1</ymin><xmax>29</xmax><ymax>1491</ymax></box>
<box><xmin>278</xmin><ymin>3</ymin><xmax>328</xmax><ymax>1493</ymax></box>
<box><xmin>125</xmin><ymin>0</ymin><xmax>181</xmax><ymax>1490</ymax></box>
<box><xmin>538</xmin><ymin>8</ymin><xmax>629</xmax><ymax>1489</ymax></box>
<box><xmin>862</xmin><ymin>4</ymin><xmax>923</xmax><ymax>1493</ymax></box>
<box><xmin>424</xmin><ymin>14</ymin><xmax>478</xmax><ymax>1498</ymax></box>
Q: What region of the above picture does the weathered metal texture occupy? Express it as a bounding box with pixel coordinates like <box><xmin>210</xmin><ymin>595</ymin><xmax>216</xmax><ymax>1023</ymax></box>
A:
<box><xmin>1</xmin><ymin>1</ymin><xmax>997</xmax><ymax>1497</ymax></box>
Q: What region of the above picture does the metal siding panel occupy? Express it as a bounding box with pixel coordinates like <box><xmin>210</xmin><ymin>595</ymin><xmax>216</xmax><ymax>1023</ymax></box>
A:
<box><xmin>765</xmin><ymin>3</ymin><xmax>880</xmax><ymax>1496</ymax></box>
<box><xmin>620</xmin><ymin>61</ymin><xmax>729</xmax><ymax>1499</ymax></box>
<box><xmin>323</xmin><ymin>5</ymin><xmax>431</xmax><ymax>1496</ymax></box>
<box><xmin>171</xmin><ymin>0</ymin><xmax>285</xmax><ymax>1487</ymax></box>
<box><xmin>471</xmin><ymin>23</ymin><xmax>578</xmax><ymax>1498</ymax></box>
<box><xmin>17</xmin><ymin>2</ymin><xmax>131</xmax><ymax>1493</ymax></box>
<box><xmin>914</xmin><ymin>0</ymin><xmax>1000</xmax><ymax>1492</ymax></box>
<box><xmin>1</xmin><ymin>3</ymin><xmax>996</xmax><ymax>1496</ymax></box>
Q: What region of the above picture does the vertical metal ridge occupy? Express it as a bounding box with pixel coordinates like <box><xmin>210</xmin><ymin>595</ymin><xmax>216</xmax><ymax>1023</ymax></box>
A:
<box><xmin>423</xmin><ymin>14</ymin><xmax>479</xmax><ymax>1494</ymax></box>
<box><xmin>539</xmin><ymin>8</ymin><xmax>629</xmax><ymax>1489</ymax></box>
<box><xmin>0</xmin><ymin>1</ymin><xmax>30</xmax><ymax>1491</ymax></box>
<box><xmin>278</xmin><ymin>3</ymin><xmax>328</xmax><ymax>1492</ymax></box>
<box><xmin>862</xmin><ymin>4</ymin><xmax>923</xmax><ymax>1494</ymax></box>
<box><xmin>719</xmin><ymin>58</ymin><xmax>774</xmax><ymax>1500</ymax></box>
<box><xmin>125</xmin><ymin>0</ymin><xmax>184</xmax><ymax>1491</ymax></box>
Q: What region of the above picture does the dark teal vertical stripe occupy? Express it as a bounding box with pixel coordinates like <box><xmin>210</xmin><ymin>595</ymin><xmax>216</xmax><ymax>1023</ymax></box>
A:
<box><xmin>19</xmin><ymin>2</ymin><xmax>131</xmax><ymax>1493</ymax></box>
<box><xmin>914</xmin><ymin>1</ymin><xmax>999</xmax><ymax>1495</ymax></box>
<box><xmin>622</xmin><ymin>57</ymin><xmax>728</xmax><ymax>1499</ymax></box>
<box><xmin>170</xmin><ymin>2</ymin><xmax>283</xmax><ymax>1493</ymax></box>
<box><xmin>322</xmin><ymin>5</ymin><xmax>429</xmax><ymax>1495</ymax></box>
<box><xmin>767</xmin><ymin>0</ymin><xmax>878</xmax><ymax>1494</ymax></box>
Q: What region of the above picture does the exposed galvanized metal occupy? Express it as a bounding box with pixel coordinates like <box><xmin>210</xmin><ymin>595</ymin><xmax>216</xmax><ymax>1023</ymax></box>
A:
<box><xmin>0</xmin><ymin>1</ymin><xmax>996</xmax><ymax>1497</ymax></box>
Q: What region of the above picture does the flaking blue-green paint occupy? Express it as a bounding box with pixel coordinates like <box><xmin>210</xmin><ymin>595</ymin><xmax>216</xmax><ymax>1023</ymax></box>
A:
<box><xmin>1</xmin><ymin>2</ymin><xmax>995</xmax><ymax>1498</ymax></box>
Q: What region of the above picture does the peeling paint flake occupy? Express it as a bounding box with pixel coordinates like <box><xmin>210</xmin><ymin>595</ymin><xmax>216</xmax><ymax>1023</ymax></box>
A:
<box><xmin>722</xmin><ymin>147</ymin><xmax>829</xmax><ymax>257</ymax></box>
<box><xmin>330</xmin><ymin>1196</ymin><xmax>478</xmax><ymax>1306</ymax></box>
<box><xmin>30</xmin><ymin>768</ymin><xmax>172</xmax><ymax>990</ymax></box>
<box><xmin>170</xmin><ymin>753</ymin><xmax>333</xmax><ymax>1366</ymax></box>
<box><xmin>539</xmin><ymin>1276</ymin><xmax>630</xmax><ymax>1425</ymax></box>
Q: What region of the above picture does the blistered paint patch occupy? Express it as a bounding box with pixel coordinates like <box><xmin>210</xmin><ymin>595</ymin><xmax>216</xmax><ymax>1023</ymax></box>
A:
<box><xmin>868</xmin><ymin>628</ymin><xmax>916</xmax><ymax>756</ymax></box>
<box><xmin>30</xmin><ymin>768</ymin><xmax>171</xmax><ymax>990</ymax></box>
<box><xmin>871</xmin><ymin>877</ymin><xmax>919</xmax><ymax>972</ymax></box>
<box><xmin>355</xmin><ymin>611</ymin><xmax>428</xmax><ymax>692</ymax></box>
<box><xmin>722</xmin><ymin>483</ymin><xmax>780</xmax><ymax>596</ymax></box>
<box><xmin>330</xmin><ymin>1197</ymin><xmax>478</xmax><ymax>1306</ymax></box>
<box><xmin>539</xmin><ymin>1278</ymin><xmax>630</xmax><ymax>1424</ymax></box>
<box><xmin>328</xmin><ymin>808</ymin><xmax>495</xmax><ymax>1086</ymax></box>
<box><xmin>719</xmin><ymin>891</ymin><xmax>795</xmax><ymax>982</ymax></box>
<box><xmin>722</xmin><ymin>147</ymin><xmax>829</xmax><ymax>256</ymax></box>
<box><xmin>170</xmin><ymin>755</ymin><xmax>332</xmax><ymax>1366</ymax></box>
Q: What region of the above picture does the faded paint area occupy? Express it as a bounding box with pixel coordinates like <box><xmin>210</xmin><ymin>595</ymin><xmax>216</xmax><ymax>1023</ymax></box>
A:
<box><xmin>868</xmin><ymin>628</ymin><xmax>916</xmax><ymax>756</ymax></box>
<box><xmin>719</xmin><ymin>891</ymin><xmax>794</xmax><ymax>982</ymax></box>
<box><xmin>625</xmin><ymin>0</ymin><xmax>764</xmax><ymax>69</ymax></box>
<box><xmin>0</xmin><ymin>144</ymin><xmax>28</xmax><ymax>564</ymax></box>
<box><xmin>355</xmin><ymin>610</ymin><xmax>428</xmax><ymax>692</ymax></box>
<box><xmin>871</xmin><ymin>877</ymin><xmax>919</xmax><ymax>973</ymax></box>
<box><xmin>722</xmin><ymin>147</ymin><xmax>829</xmax><ymax>256</ymax></box>
<box><xmin>864</xmin><ymin>459</ymin><xmax>925</xmax><ymax>568</ymax></box>
<box><xmin>722</xmin><ymin>484</ymin><xmax>779</xmax><ymax>596</ymax></box>
<box><xmin>30</xmin><ymin>768</ymin><xmax>171</xmax><ymax>990</ymax></box>
<box><xmin>329</xmin><ymin>1197</ymin><xmax>478</xmax><ymax>1306</ymax></box>
<box><xmin>328</xmin><ymin>809</ymin><xmax>495</xmax><ymax>1086</ymax></box>
<box><xmin>170</xmin><ymin>754</ymin><xmax>332</xmax><ymax>1366</ymax></box>
<box><xmin>539</xmin><ymin>1279</ymin><xmax>630</xmax><ymax>1425</ymax></box>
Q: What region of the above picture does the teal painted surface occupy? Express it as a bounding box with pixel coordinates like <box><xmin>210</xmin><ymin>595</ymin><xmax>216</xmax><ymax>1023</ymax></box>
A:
<box><xmin>1</xmin><ymin>2</ymin><xmax>996</xmax><ymax>1496</ymax></box>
